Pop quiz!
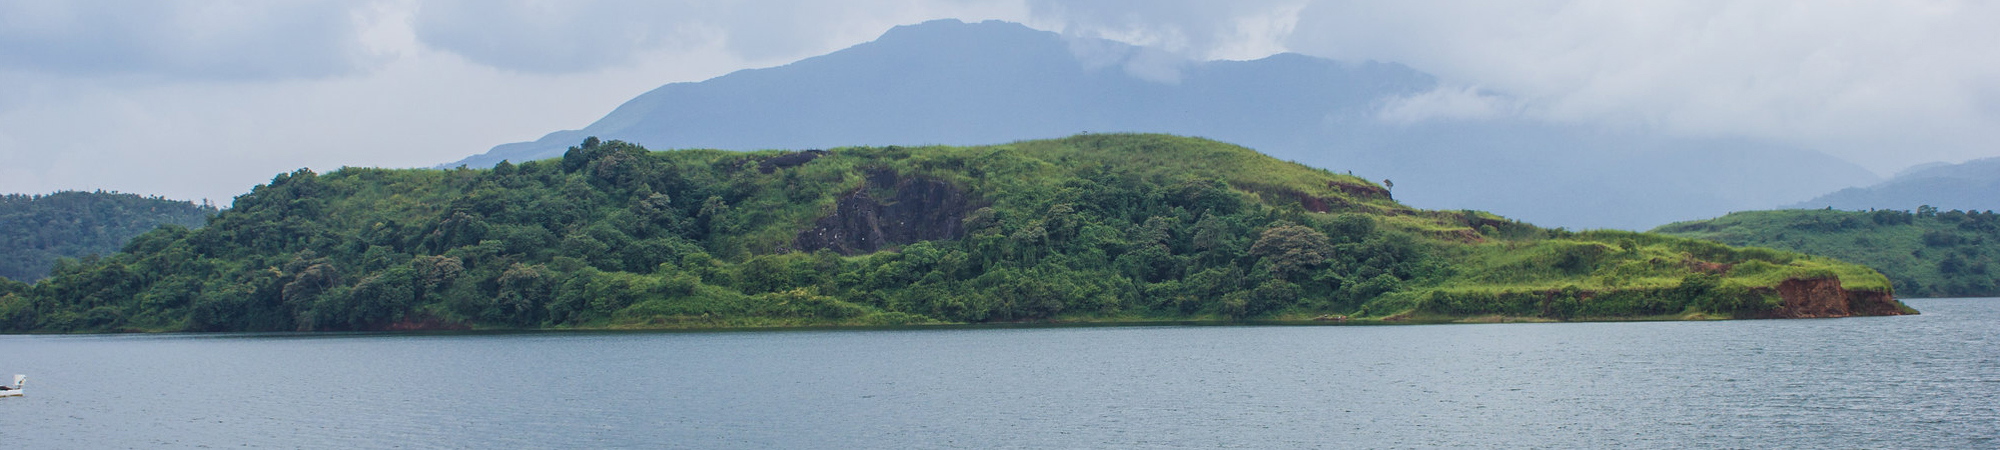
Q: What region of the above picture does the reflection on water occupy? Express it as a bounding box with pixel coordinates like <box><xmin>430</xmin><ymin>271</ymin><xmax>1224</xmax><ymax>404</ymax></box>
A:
<box><xmin>3</xmin><ymin>298</ymin><xmax>1996</xmax><ymax>449</ymax></box>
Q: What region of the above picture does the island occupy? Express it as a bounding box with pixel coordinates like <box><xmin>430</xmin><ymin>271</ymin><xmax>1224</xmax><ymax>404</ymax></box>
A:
<box><xmin>0</xmin><ymin>134</ymin><xmax>1913</xmax><ymax>332</ymax></box>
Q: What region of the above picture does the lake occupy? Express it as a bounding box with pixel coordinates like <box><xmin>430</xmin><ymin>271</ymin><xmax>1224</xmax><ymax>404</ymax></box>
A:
<box><xmin>2</xmin><ymin>298</ymin><xmax>1995</xmax><ymax>449</ymax></box>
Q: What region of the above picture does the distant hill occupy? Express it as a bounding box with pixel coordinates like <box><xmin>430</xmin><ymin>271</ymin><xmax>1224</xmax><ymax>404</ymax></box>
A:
<box><xmin>1655</xmin><ymin>208</ymin><xmax>1999</xmax><ymax>298</ymax></box>
<box><xmin>0</xmin><ymin>135</ymin><xmax>1905</xmax><ymax>333</ymax></box>
<box><xmin>447</xmin><ymin>19</ymin><xmax>1878</xmax><ymax>231</ymax></box>
<box><xmin>0</xmin><ymin>191</ymin><xmax>216</xmax><ymax>282</ymax></box>
<box><xmin>1788</xmin><ymin>157</ymin><xmax>2000</xmax><ymax>212</ymax></box>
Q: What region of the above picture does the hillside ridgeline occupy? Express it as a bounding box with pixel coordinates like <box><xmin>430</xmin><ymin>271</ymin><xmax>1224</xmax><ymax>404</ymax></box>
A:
<box><xmin>1788</xmin><ymin>157</ymin><xmax>2000</xmax><ymax>212</ymax></box>
<box><xmin>0</xmin><ymin>135</ymin><xmax>1909</xmax><ymax>332</ymax></box>
<box><xmin>1656</xmin><ymin>207</ymin><xmax>2000</xmax><ymax>297</ymax></box>
<box><xmin>0</xmin><ymin>191</ymin><xmax>217</xmax><ymax>282</ymax></box>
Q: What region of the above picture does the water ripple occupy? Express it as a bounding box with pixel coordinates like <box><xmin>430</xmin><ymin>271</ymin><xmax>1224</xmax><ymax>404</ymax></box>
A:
<box><xmin>2</xmin><ymin>298</ymin><xmax>1996</xmax><ymax>449</ymax></box>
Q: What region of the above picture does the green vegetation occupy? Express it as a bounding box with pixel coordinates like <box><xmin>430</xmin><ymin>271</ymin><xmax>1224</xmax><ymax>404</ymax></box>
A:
<box><xmin>0</xmin><ymin>191</ymin><xmax>217</xmax><ymax>282</ymax></box>
<box><xmin>0</xmin><ymin>134</ymin><xmax>1905</xmax><ymax>333</ymax></box>
<box><xmin>1655</xmin><ymin>207</ymin><xmax>2000</xmax><ymax>297</ymax></box>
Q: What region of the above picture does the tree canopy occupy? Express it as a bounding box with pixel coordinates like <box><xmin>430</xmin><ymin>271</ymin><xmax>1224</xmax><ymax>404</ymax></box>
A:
<box><xmin>0</xmin><ymin>191</ymin><xmax>216</xmax><ymax>282</ymax></box>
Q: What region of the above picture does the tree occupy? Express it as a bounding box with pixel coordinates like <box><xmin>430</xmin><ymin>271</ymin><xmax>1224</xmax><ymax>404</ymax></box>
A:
<box><xmin>1249</xmin><ymin>224</ymin><xmax>1335</xmax><ymax>281</ymax></box>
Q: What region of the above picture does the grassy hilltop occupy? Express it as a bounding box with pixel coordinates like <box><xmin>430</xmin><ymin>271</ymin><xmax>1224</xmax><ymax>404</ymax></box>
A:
<box><xmin>0</xmin><ymin>134</ymin><xmax>1909</xmax><ymax>332</ymax></box>
<box><xmin>1657</xmin><ymin>208</ymin><xmax>2000</xmax><ymax>297</ymax></box>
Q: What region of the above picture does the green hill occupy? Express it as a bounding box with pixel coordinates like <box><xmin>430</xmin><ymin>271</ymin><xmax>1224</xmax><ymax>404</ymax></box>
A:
<box><xmin>0</xmin><ymin>191</ymin><xmax>217</xmax><ymax>282</ymax></box>
<box><xmin>1655</xmin><ymin>208</ymin><xmax>2000</xmax><ymax>297</ymax></box>
<box><xmin>0</xmin><ymin>135</ymin><xmax>1910</xmax><ymax>332</ymax></box>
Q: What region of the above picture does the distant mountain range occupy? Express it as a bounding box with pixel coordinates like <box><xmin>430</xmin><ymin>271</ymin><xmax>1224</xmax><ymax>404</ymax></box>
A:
<box><xmin>449</xmin><ymin>19</ymin><xmax>1880</xmax><ymax>230</ymax></box>
<box><xmin>1788</xmin><ymin>156</ymin><xmax>2000</xmax><ymax>212</ymax></box>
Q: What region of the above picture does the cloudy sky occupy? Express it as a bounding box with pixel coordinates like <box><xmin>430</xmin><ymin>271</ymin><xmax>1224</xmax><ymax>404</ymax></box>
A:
<box><xmin>3</xmin><ymin>0</ymin><xmax>1995</xmax><ymax>204</ymax></box>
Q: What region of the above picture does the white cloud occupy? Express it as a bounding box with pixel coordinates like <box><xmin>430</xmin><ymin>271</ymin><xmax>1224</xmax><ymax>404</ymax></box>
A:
<box><xmin>1025</xmin><ymin>0</ymin><xmax>1306</xmax><ymax>83</ymax></box>
<box><xmin>0</xmin><ymin>0</ymin><xmax>379</xmax><ymax>80</ymax></box>
<box><xmin>1376</xmin><ymin>86</ymin><xmax>1513</xmax><ymax>124</ymax></box>
<box><xmin>1284</xmin><ymin>0</ymin><xmax>2000</xmax><ymax>171</ymax></box>
<box><xmin>3</xmin><ymin>0</ymin><xmax>1998</xmax><ymax>203</ymax></box>
<box><xmin>1024</xmin><ymin>0</ymin><xmax>1303</xmax><ymax>59</ymax></box>
<box><xmin>1207</xmin><ymin>2</ymin><xmax>1304</xmax><ymax>61</ymax></box>
<box><xmin>0</xmin><ymin>1</ymin><xmax>1043</xmax><ymax>203</ymax></box>
<box><xmin>0</xmin><ymin>1</ymin><xmax>764</xmax><ymax>203</ymax></box>
<box><xmin>1120</xmin><ymin>47</ymin><xmax>1188</xmax><ymax>84</ymax></box>
<box><xmin>408</xmin><ymin>0</ymin><xmax>1033</xmax><ymax>73</ymax></box>
<box><xmin>409</xmin><ymin>0</ymin><xmax>716</xmax><ymax>73</ymax></box>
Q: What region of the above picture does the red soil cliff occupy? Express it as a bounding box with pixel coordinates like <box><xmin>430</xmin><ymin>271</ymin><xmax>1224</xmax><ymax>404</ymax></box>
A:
<box><xmin>1767</xmin><ymin>277</ymin><xmax>1910</xmax><ymax>319</ymax></box>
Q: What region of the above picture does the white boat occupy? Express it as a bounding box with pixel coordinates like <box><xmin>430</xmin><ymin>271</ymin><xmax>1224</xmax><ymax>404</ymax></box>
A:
<box><xmin>0</xmin><ymin>375</ymin><xmax>23</xmax><ymax>397</ymax></box>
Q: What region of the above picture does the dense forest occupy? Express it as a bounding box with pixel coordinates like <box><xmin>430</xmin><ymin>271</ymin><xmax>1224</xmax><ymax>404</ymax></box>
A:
<box><xmin>0</xmin><ymin>134</ymin><xmax>1906</xmax><ymax>333</ymax></box>
<box><xmin>0</xmin><ymin>191</ymin><xmax>217</xmax><ymax>282</ymax></box>
<box><xmin>1656</xmin><ymin>207</ymin><xmax>2000</xmax><ymax>297</ymax></box>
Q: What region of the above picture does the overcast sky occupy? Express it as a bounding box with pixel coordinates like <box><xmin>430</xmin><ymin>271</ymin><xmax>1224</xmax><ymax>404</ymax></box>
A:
<box><xmin>3</xmin><ymin>0</ymin><xmax>1995</xmax><ymax>204</ymax></box>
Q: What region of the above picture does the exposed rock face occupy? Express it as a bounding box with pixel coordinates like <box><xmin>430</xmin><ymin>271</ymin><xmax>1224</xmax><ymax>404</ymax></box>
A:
<box><xmin>1768</xmin><ymin>277</ymin><xmax>1910</xmax><ymax>318</ymax></box>
<box><xmin>757</xmin><ymin>150</ymin><xmax>828</xmax><ymax>174</ymax></box>
<box><xmin>1845</xmin><ymin>288</ymin><xmax>1908</xmax><ymax>317</ymax></box>
<box><xmin>794</xmin><ymin>170</ymin><xmax>971</xmax><ymax>255</ymax></box>
<box><xmin>1238</xmin><ymin>181</ymin><xmax>1390</xmax><ymax>214</ymax></box>
<box><xmin>1774</xmin><ymin>277</ymin><xmax>1852</xmax><ymax>318</ymax></box>
<box><xmin>1329</xmin><ymin>181</ymin><xmax>1391</xmax><ymax>200</ymax></box>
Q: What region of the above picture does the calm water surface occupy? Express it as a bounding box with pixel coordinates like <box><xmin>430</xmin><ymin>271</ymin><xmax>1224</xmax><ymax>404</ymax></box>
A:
<box><xmin>2</xmin><ymin>298</ymin><xmax>1996</xmax><ymax>449</ymax></box>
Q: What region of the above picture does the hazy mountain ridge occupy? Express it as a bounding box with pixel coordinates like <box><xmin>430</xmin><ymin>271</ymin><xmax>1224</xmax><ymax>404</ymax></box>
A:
<box><xmin>457</xmin><ymin>20</ymin><xmax>1439</xmax><ymax>166</ymax></box>
<box><xmin>448</xmin><ymin>19</ymin><xmax>1878</xmax><ymax>231</ymax></box>
<box><xmin>1788</xmin><ymin>156</ymin><xmax>2000</xmax><ymax>212</ymax></box>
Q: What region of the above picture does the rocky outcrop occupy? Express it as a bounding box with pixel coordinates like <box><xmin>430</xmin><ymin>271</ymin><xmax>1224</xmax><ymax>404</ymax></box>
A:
<box><xmin>1235</xmin><ymin>181</ymin><xmax>1392</xmax><ymax>214</ymax></box>
<box><xmin>1766</xmin><ymin>277</ymin><xmax>1911</xmax><ymax>318</ymax></box>
<box><xmin>1844</xmin><ymin>288</ymin><xmax>1908</xmax><ymax>317</ymax></box>
<box><xmin>757</xmin><ymin>150</ymin><xmax>828</xmax><ymax>174</ymax></box>
<box><xmin>1773</xmin><ymin>277</ymin><xmax>1852</xmax><ymax>318</ymax></box>
<box><xmin>1329</xmin><ymin>181</ymin><xmax>1391</xmax><ymax>200</ymax></box>
<box><xmin>793</xmin><ymin>169</ymin><xmax>972</xmax><ymax>255</ymax></box>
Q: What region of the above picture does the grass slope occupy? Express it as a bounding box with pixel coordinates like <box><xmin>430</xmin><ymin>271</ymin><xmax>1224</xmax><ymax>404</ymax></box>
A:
<box><xmin>1655</xmin><ymin>208</ymin><xmax>1999</xmax><ymax>297</ymax></box>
